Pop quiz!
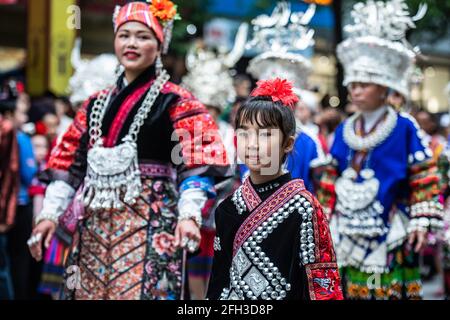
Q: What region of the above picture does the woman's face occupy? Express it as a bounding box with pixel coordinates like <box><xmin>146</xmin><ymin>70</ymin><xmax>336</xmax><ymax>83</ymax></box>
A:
<box><xmin>236</xmin><ymin>118</ymin><xmax>294</xmax><ymax>176</ymax></box>
<box><xmin>348</xmin><ymin>82</ymin><xmax>388</xmax><ymax>112</ymax></box>
<box><xmin>114</xmin><ymin>21</ymin><xmax>160</xmax><ymax>75</ymax></box>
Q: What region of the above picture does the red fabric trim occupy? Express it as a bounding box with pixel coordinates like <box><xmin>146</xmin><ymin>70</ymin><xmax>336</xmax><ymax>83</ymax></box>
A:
<box><xmin>241</xmin><ymin>177</ymin><xmax>261</xmax><ymax>212</ymax></box>
<box><xmin>305</xmin><ymin>263</ymin><xmax>343</xmax><ymax>300</ymax></box>
<box><xmin>304</xmin><ymin>191</ymin><xmax>337</xmax><ymax>263</ymax></box>
<box><xmin>171</xmin><ymin>98</ymin><xmax>229</xmax><ymax>168</ymax></box>
<box><xmin>115</xmin><ymin>2</ymin><xmax>164</xmax><ymax>43</ymax></box>
<box><xmin>301</xmin><ymin>190</ymin><xmax>343</xmax><ymax>299</ymax></box>
<box><xmin>47</xmin><ymin>95</ymin><xmax>93</xmax><ymax>171</ymax></box>
<box><xmin>232</xmin><ymin>179</ymin><xmax>305</xmax><ymax>257</ymax></box>
<box><xmin>162</xmin><ymin>82</ymin><xmax>195</xmax><ymax>100</ymax></box>
<box><xmin>104</xmin><ymin>81</ymin><xmax>153</xmax><ymax>147</ymax></box>
<box><xmin>28</xmin><ymin>185</ymin><xmax>46</xmax><ymax>196</ymax></box>
<box><xmin>169</xmin><ymin>98</ymin><xmax>205</xmax><ymax>122</ymax></box>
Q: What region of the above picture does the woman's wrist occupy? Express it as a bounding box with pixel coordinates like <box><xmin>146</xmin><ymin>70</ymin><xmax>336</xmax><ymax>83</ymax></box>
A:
<box><xmin>178</xmin><ymin>214</ymin><xmax>201</xmax><ymax>228</ymax></box>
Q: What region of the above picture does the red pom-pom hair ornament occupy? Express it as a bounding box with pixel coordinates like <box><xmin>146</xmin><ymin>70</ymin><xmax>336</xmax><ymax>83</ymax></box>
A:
<box><xmin>250</xmin><ymin>78</ymin><xmax>299</xmax><ymax>108</ymax></box>
<box><xmin>35</xmin><ymin>121</ymin><xmax>48</xmax><ymax>135</ymax></box>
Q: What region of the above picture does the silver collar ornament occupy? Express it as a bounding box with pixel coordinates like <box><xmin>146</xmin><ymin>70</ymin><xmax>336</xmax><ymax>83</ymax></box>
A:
<box><xmin>80</xmin><ymin>70</ymin><xmax>170</xmax><ymax>212</ymax></box>
<box><xmin>343</xmin><ymin>106</ymin><xmax>398</xmax><ymax>151</ymax></box>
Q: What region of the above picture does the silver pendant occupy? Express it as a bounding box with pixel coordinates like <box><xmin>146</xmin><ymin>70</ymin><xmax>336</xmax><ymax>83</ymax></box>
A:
<box><xmin>81</xmin><ymin>136</ymin><xmax>141</xmax><ymax>211</ymax></box>
<box><xmin>335</xmin><ymin>167</ymin><xmax>388</xmax><ymax>238</ymax></box>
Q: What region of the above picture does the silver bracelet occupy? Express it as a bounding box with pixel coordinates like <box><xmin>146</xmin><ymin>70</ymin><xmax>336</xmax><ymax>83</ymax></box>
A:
<box><xmin>407</xmin><ymin>217</ymin><xmax>430</xmax><ymax>233</ymax></box>
<box><xmin>178</xmin><ymin>212</ymin><xmax>202</xmax><ymax>228</ymax></box>
<box><xmin>34</xmin><ymin>212</ymin><xmax>59</xmax><ymax>226</ymax></box>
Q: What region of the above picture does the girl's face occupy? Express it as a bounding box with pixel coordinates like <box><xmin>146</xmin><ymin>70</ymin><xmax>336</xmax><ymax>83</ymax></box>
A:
<box><xmin>31</xmin><ymin>135</ymin><xmax>49</xmax><ymax>163</ymax></box>
<box><xmin>114</xmin><ymin>21</ymin><xmax>160</xmax><ymax>76</ymax></box>
<box><xmin>348</xmin><ymin>82</ymin><xmax>388</xmax><ymax>112</ymax></box>
<box><xmin>236</xmin><ymin>118</ymin><xmax>294</xmax><ymax>176</ymax></box>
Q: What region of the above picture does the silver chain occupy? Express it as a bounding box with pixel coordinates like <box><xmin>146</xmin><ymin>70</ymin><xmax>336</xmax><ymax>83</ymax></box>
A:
<box><xmin>89</xmin><ymin>89</ymin><xmax>112</xmax><ymax>146</ymax></box>
<box><xmin>88</xmin><ymin>69</ymin><xmax>170</xmax><ymax>146</ymax></box>
<box><xmin>128</xmin><ymin>70</ymin><xmax>170</xmax><ymax>142</ymax></box>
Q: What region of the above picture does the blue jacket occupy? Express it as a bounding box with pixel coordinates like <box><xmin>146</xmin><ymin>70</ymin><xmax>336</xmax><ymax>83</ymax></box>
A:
<box><xmin>17</xmin><ymin>131</ymin><xmax>37</xmax><ymax>206</ymax></box>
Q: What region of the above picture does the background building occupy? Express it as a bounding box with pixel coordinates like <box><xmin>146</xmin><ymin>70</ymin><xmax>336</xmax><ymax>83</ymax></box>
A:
<box><xmin>0</xmin><ymin>0</ymin><xmax>449</xmax><ymax>112</ymax></box>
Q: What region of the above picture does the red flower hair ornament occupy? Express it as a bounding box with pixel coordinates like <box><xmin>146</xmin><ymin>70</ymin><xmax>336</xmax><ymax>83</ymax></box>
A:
<box><xmin>250</xmin><ymin>78</ymin><xmax>299</xmax><ymax>108</ymax></box>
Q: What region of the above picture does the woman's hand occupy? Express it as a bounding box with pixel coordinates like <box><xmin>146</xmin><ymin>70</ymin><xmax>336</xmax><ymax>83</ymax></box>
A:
<box><xmin>0</xmin><ymin>224</ymin><xmax>11</xmax><ymax>233</ymax></box>
<box><xmin>28</xmin><ymin>220</ymin><xmax>57</xmax><ymax>261</ymax></box>
<box><xmin>174</xmin><ymin>219</ymin><xmax>201</xmax><ymax>253</ymax></box>
<box><xmin>408</xmin><ymin>229</ymin><xmax>428</xmax><ymax>253</ymax></box>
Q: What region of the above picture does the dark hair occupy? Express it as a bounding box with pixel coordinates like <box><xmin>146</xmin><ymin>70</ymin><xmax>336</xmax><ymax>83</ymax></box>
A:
<box><xmin>0</xmin><ymin>98</ymin><xmax>17</xmax><ymax>115</ymax></box>
<box><xmin>235</xmin><ymin>96</ymin><xmax>296</xmax><ymax>162</ymax></box>
<box><xmin>234</xmin><ymin>74</ymin><xmax>251</xmax><ymax>84</ymax></box>
<box><xmin>233</xmin><ymin>96</ymin><xmax>247</xmax><ymax>106</ymax></box>
<box><xmin>56</xmin><ymin>96</ymin><xmax>71</xmax><ymax>105</ymax></box>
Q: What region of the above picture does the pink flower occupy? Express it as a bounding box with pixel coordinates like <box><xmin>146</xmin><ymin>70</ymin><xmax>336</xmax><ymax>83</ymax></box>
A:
<box><xmin>168</xmin><ymin>262</ymin><xmax>179</xmax><ymax>273</ymax></box>
<box><xmin>151</xmin><ymin>220</ymin><xmax>160</xmax><ymax>228</ymax></box>
<box><xmin>153</xmin><ymin>181</ymin><xmax>164</xmax><ymax>193</ymax></box>
<box><xmin>145</xmin><ymin>261</ymin><xmax>153</xmax><ymax>274</ymax></box>
<box><xmin>152</xmin><ymin>232</ymin><xmax>176</xmax><ymax>256</ymax></box>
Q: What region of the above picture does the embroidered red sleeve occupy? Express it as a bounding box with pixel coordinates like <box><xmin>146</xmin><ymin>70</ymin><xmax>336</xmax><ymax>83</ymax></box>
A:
<box><xmin>305</xmin><ymin>263</ymin><xmax>343</xmax><ymax>300</ymax></box>
<box><xmin>168</xmin><ymin>86</ymin><xmax>229</xmax><ymax>169</ymax></box>
<box><xmin>408</xmin><ymin>159</ymin><xmax>444</xmax><ymax>232</ymax></box>
<box><xmin>409</xmin><ymin>159</ymin><xmax>441</xmax><ymax>205</ymax></box>
<box><xmin>303</xmin><ymin>192</ymin><xmax>344</xmax><ymax>300</ymax></box>
<box><xmin>47</xmin><ymin>96</ymin><xmax>91</xmax><ymax>171</ymax></box>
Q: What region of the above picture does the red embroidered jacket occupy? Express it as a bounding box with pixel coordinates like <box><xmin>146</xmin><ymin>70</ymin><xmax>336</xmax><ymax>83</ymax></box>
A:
<box><xmin>40</xmin><ymin>66</ymin><xmax>231</xmax><ymax>189</ymax></box>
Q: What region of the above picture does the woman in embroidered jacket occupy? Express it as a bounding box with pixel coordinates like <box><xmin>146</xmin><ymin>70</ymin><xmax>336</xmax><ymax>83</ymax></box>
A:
<box><xmin>207</xmin><ymin>78</ymin><xmax>343</xmax><ymax>300</ymax></box>
<box><xmin>28</xmin><ymin>1</ymin><xmax>230</xmax><ymax>300</ymax></box>
<box><xmin>320</xmin><ymin>0</ymin><xmax>444</xmax><ymax>300</ymax></box>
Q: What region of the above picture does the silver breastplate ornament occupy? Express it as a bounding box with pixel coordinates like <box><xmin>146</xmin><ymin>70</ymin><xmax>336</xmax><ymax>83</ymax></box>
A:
<box><xmin>80</xmin><ymin>70</ymin><xmax>170</xmax><ymax>211</ymax></box>
<box><xmin>335</xmin><ymin>167</ymin><xmax>386</xmax><ymax>238</ymax></box>
<box><xmin>334</xmin><ymin>107</ymin><xmax>398</xmax><ymax>238</ymax></box>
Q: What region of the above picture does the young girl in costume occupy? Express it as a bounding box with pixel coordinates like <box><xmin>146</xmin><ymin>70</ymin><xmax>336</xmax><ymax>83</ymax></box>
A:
<box><xmin>207</xmin><ymin>78</ymin><xmax>343</xmax><ymax>300</ymax></box>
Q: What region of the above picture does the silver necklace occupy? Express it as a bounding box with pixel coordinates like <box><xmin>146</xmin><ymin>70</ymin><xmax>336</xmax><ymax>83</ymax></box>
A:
<box><xmin>80</xmin><ymin>70</ymin><xmax>170</xmax><ymax>211</ymax></box>
<box><xmin>343</xmin><ymin>106</ymin><xmax>397</xmax><ymax>151</ymax></box>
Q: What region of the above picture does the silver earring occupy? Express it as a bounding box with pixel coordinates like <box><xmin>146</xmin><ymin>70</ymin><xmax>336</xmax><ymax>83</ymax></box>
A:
<box><xmin>115</xmin><ymin>62</ymin><xmax>124</xmax><ymax>78</ymax></box>
<box><xmin>156</xmin><ymin>55</ymin><xmax>163</xmax><ymax>76</ymax></box>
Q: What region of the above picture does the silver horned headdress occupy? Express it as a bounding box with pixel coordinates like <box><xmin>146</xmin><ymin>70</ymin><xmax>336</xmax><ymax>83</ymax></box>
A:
<box><xmin>337</xmin><ymin>0</ymin><xmax>427</xmax><ymax>98</ymax></box>
<box><xmin>181</xmin><ymin>23</ymin><xmax>248</xmax><ymax>111</ymax></box>
<box><xmin>69</xmin><ymin>38</ymin><xmax>118</xmax><ymax>106</ymax></box>
<box><xmin>246</xmin><ymin>1</ymin><xmax>316</xmax><ymax>90</ymax></box>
